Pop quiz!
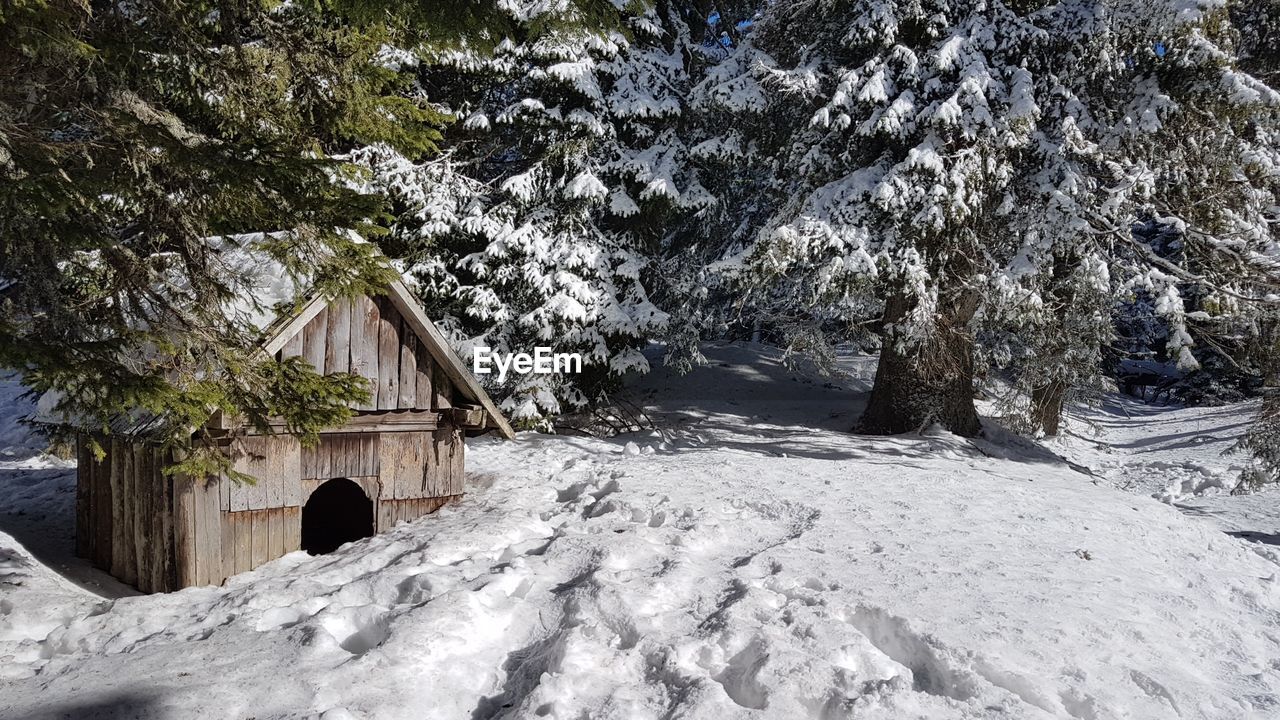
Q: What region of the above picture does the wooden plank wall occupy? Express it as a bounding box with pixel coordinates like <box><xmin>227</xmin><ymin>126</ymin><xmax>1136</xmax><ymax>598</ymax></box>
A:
<box><xmin>279</xmin><ymin>295</ymin><xmax>454</xmax><ymax>412</ymax></box>
<box><xmin>301</xmin><ymin>433</ymin><xmax>380</xmax><ymax>481</ymax></box>
<box><xmin>376</xmin><ymin>496</ymin><xmax>459</xmax><ymax>533</ymax></box>
<box><xmin>218</xmin><ymin>508</ymin><xmax>299</xmax><ymax>579</ymax></box>
<box><xmin>171</xmin><ymin>437</ymin><xmax>305</xmax><ymax>589</ymax></box>
<box><xmin>76</xmin><ymin>437</ymin><xmax>176</xmax><ymax>592</ymax></box>
<box><xmin>377</xmin><ymin>429</ymin><xmax>465</xmax><ymax>502</ymax></box>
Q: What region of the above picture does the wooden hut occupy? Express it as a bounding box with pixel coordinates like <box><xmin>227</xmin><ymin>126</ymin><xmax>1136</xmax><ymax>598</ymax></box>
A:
<box><xmin>72</xmin><ymin>274</ymin><xmax>513</xmax><ymax>593</ymax></box>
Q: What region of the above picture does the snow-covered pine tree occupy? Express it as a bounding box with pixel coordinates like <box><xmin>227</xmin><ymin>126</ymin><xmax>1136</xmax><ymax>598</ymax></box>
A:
<box><xmin>354</xmin><ymin>1</ymin><xmax>713</xmax><ymax>427</ymax></box>
<box><xmin>704</xmin><ymin>0</ymin><xmax>1279</xmax><ymax>439</ymax></box>
<box><xmin>700</xmin><ymin>1</ymin><xmax>1074</xmax><ymax>437</ymax></box>
<box><xmin>1</xmin><ymin>1</ymin><xmax>448</xmax><ymax>471</ymax></box>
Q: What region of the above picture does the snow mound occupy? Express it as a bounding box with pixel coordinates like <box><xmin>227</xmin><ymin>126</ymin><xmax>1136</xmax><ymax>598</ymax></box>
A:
<box><xmin>1</xmin><ymin>345</ymin><xmax>1279</xmax><ymax>719</ymax></box>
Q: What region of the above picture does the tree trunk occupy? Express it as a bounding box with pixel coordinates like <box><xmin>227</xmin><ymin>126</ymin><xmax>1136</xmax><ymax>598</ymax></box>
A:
<box><xmin>1030</xmin><ymin>380</ymin><xmax>1066</xmax><ymax>437</ymax></box>
<box><xmin>857</xmin><ymin>291</ymin><xmax>982</xmax><ymax>437</ymax></box>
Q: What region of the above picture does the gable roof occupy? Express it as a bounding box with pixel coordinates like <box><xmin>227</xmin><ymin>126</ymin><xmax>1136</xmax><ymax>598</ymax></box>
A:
<box><xmin>259</xmin><ymin>279</ymin><xmax>514</xmax><ymax>439</ymax></box>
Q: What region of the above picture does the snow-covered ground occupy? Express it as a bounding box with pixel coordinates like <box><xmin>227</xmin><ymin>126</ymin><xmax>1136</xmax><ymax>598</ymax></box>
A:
<box><xmin>2</xmin><ymin>345</ymin><xmax>1279</xmax><ymax>719</ymax></box>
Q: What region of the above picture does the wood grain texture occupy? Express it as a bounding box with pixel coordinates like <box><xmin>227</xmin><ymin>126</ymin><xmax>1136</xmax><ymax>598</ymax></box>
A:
<box><xmin>75</xmin><ymin>438</ymin><xmax>92</xmax><ymax>559</ymax></box>
<box><xmin>301</xmin><ymin>433</ymin><xmax>379</xmax><ymax>480</ymax></box>
<box><xmin>196</xmin><ymin>476</ymin><xmax>224</xmax><ymax>586</ymax></box>
<box><xmin>229</xmin><ymin>436</ymin><xmax>300</xmax><ymax>511</ymax></box>
<box><xmin>269</xmin><ymin>508</ymin><xmax>285</xmax><ymax>562</ymax></box>
<box><xmin>324</xmin><ymin>298</ymin><xmax>352</xmax><ymax>374</ymax></box>
<box><xmin>281</xmin><ymin>331</ymin><xmax>304</xmax><ymax>360</ymax></box>
<box><xmin>399</xmin><ymin>330</ymin><xmax>418</xmax><ymax>408</ymax></box>
<box><xmin>377</xmin><ymin>498</ymin><xmax>394</xmax><ymax>533</ymax></box>
<box><xmin>221</xmin><ymin>504</ymin><xmax>237</xmax><ymax>584</ymax></box>
<box><xmin>432</xmin><ymin>363</ymin><xmax>453</xmax><ymax>410</ymax></box>
<box><xmin>133</xmin><ymin>446</ymin><xmax>150</xmax><ymax>593</ymax></box>
<box><xmin>350</xmin><ymin>295</ymin><xmax>380</xmax><ymax>411</ymax></box>
<box><xmin>234</xmin><ymin>510</ymin><xmax>252</xmax><ymax>576</ymax></box>
<box><xmin>160</xmin><ymin>450</ymin><xmax>175</xmax><ymax>592</ymax></box>
<box><xmin>94</xmin><ymin>443</ymin><xmax>112</xmax><ymax>569</ymax></box>
<box><xmin>173</xmin><ymin>473</ymin><xmax>196</xmax><ymax>588</ymax></box>
<box><xmin>252</xmin><ymin>509</ymin><xmax>268</xmax><ymax>568</ymax></box>
<box><xmin>414</xmin><ymin>340</ymin><xmax>433</xmax><ymax>410</ymax></box>
<box><xmin>283</xmin><ymin>506</ymin><xmax>301</xmax><ymax>554</ymax></box>
<box><xmin>118</xmin><ymin>439</ymin><xmax>136</xmax><ymax>585</ymax></box>
<box><xmin>378</xmin><ymin>432</ymin><xmax>427</xmax><ymax>500</ymax></box>
<box><xmin>302</xmin><ymin>306</ymin><xmax>328</xmax><ymax>372</ymax></box>
<box><xmin>376</xmin><ymin>297</ymin><xmax>402</xmax><ymax>409</ymax></box>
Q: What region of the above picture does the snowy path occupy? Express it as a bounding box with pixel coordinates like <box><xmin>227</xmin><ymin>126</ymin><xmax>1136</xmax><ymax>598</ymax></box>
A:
<box><xmin>1058</xmin><ymin>395</ymin><xmax>1280</xmax><ymax>555</ymax></box>
<box><xmin>1</xmin><ymin>347</ymin><xmax>1279</xmax><ymax>718</ymax></box>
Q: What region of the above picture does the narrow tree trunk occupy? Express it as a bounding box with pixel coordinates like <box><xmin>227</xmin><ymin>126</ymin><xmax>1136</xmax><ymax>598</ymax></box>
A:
<box><xmin>1030</xmin><ymin>380</ymin><xmax>1066</xmax><ymax>437</ymax></box>
<box><xmin>857</xmin><ymin>292</ymin><xmax>982</xmax><ymax>437</ymax></box>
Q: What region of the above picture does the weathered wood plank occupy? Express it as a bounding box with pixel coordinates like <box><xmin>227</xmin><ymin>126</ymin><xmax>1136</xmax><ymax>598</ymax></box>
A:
<box><xmin>283</xmin><ymin>506</ymin><xmax>301</xmax><ymax>554</ymax></box>
<box><xmin>229</xmin><ymin>436</ymin><xmax>298</xmax><ymax>511</ymax></box>
<box><xmin>350</xmin><ymin>295</ymin><xmax>380</xmax><ymax>411</ymax></box>
<box><xmin>195</xmin><ymin>476</ymin><xmax>224</xmax><ymax>586</ymax></box>
<box><xmin>302</xmin><ymin>433</ymin><xmax>380</xmax><ymax>480</ymax></box>
<box><xmin>269</xmin><ymin>508</ymin><xmax>285</xmax><ymax>562</ymax></box>
<box><xmin>302</xmin><ymin>306</ymin><xmax>328</xmax><ymax>372</ymax></box>
<box><xmin>133</xmin><ymin>446</ymin><xmax>150</xmax><ymax>593</ymax></box>
<box><xmin>75</xmin><ymin>438</ymin><xmax>92</xmax><ymax>559</ymax></box>
<box><xmin>324</xmin><ymin>298</ymin><xmax>352</xmax><ymax>375</ymax></box>
<box><xmin>377</xmin><ymin>499</ymin><xmax>394</xmax><ymax>533</ymax></box>
<box><xmin>150</xmin><ymin>448</ymin><xmax>165</xmax><ymax>593</ymax></box>
<box><xmin>234</xmin><ymin>511</ymin><xmax>252</xmax><ymax>576</ymax></box>
<box><xmin>119</xmin><ymin>440</ymin><xmax>137</xmax><ymax>586</ymax></box>
<box><xmin>94</xmin><ymin>442</ymin><xmax>113</xmax><ymax>569</ymax></box>
<box><xmin>432</xmin><ymin>363</ymin><xmax>453</xmax><ymax>411</ymax></box>
<box><xmin>173</xmin><ymin>473</ymin><xmax>196</xmax><ymax>588</ymax></box>
<box><xmin>281</xmin><ymin>331</ymin><xmax>304</xmax><ymax>360</ymax></box>
<box><xmin>221</xmin><ymin>502</ymin><xmax>237</xmax><ymax>583</ymax></box>
<box><xmin>398</xmin><ymin>329</ymin><xmax>418</xmax><ymax>409</ymax></box>
<box><xmin>414</xmin><ymin>341</ymin><xmax>433</xmax><ymax>410</ymax></box>
<box><xmin>451</xmin><ymin>426</ymin><xmax>466</xmax><ymax>495</ymax></box>
<box><xmin>252</xmin><ymin>509</ymin><xmax>269</xmax><ymax>568</ymax></box>
<box><xmin>378</xmin><ymin>432</ymin><xmax>426</xmax><ymax>500</ymax></box>
<box><xmin>376</xmin><ymin>297</ymin><xmax>402</xmax><ymax>409</ymax></box>
<box><xmin>283</xmin><ymin>456</ymin><xmax>302</xmax><ymax>507</ymax></box>
<box><xmin>429</xmin><ymin>427</ymin><xmax>451</xmax><ymax>497</ymax></box>
<box><xmin>160</xmin><ymin>450</ymin><xmax>175</xmax><ymax>592</ymax></box>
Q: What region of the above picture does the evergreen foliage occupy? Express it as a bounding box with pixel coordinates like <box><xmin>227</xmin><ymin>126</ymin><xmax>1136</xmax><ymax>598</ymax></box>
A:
<box><xmin>351</xmin><ymin>0</ymin><xmax>710</xmax><ymax>427</ymax></box>
<box><xmin>1</xmin><ymin>0</ymin><xmax>442</xmax><ymax>472</ymax></box>
<box><xmin>2</xmin><ymin>0</ymin><xmax>1278</xmax><ymax>484</ymax></box>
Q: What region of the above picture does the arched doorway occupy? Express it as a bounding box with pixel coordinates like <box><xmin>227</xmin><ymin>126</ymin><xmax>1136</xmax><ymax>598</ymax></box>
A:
<box><xmin>301</xmin><ymin>478</ymin><xmax>374</xmax><ymax>555</ymax></box>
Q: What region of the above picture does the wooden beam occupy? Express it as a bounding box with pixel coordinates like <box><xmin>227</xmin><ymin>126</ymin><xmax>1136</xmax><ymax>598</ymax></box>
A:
<box><xmin>451</xmin><ymin>406</ymin><xmax>485</xmax><ymax>428</ymax></box>
<box><xmin>261</xmin><ymin>294</ymin><xmax>332</xmax><ymax>356</ymax></box>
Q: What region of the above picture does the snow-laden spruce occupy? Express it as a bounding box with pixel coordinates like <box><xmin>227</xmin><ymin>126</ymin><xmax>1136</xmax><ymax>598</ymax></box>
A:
<box><xmin>697</xmin><ymin>0</ymin><xmax>1280</xmax><ymax>443</ymax></box>
<box><xmin>351</xmin><ymin>2</ymin><xmax>718</xmax><ymax>426</ymax></box>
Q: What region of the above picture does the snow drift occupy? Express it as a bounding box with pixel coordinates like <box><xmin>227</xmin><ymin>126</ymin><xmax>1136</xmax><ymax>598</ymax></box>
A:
<box><xmin>1</xmin><ymin>345</ymin><xmax>1278</xmax><ymax>719</ymax></box>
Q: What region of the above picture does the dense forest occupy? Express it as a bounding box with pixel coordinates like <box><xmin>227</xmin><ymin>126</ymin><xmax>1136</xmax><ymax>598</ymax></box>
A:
<box><xmin>2</xmin><ymin>0</ymin><xmax>1278</xmax><ymax>485</ymax></box>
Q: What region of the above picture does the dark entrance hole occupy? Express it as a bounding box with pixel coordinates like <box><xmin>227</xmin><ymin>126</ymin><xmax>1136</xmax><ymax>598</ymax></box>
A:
<box><xmin>302</xmin><ymin>478</ymin><xmax>374</xmax><ymax>555</ymax></box>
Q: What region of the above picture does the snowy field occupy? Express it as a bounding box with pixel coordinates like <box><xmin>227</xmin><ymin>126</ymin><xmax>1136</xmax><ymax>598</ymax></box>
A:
<box><xmin>2</xmin><ymin>346</ymin><xmax>1279</xmax><ymax>719</ymax></box>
